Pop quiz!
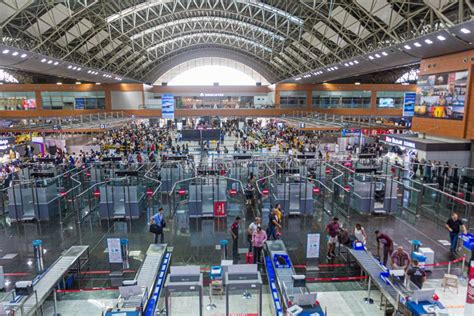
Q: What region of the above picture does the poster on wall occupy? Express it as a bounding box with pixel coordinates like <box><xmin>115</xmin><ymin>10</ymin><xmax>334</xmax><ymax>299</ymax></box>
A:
<box><xmin>75</xmin><ymin>98</ymin><xmax>85</xmax><ymax>110</ymax></box>
<box><xmin>162</xmin><ymin>94</ymin><xmax>175</xmax><ymax>119</ymax></box>
<box><xmin>403</xmin><ymin>92</ymin><xmax>416</xmax><ymax>117</ymax></box>
<box><xmin>414</xmin><ymin>70</ymin><xmax>468</xmax><ymax>120</ymax></box>
<box><xmin>22</xmin><ymin>99</ymin><xmax>36</xmax><ymax>110</ymax></box>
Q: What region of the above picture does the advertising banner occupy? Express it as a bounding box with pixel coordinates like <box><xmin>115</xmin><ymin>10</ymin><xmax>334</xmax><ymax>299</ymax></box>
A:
<box><xmin>415</xmin><ymin>70</ymin><xmax>468</xmax><ymax>120</ymax></box>
<box><xmin>107</xmin><ymin>238</ymin><xmax>123</xmax><ymax>264</ymax></box>
<box><xmin>306</xmin><ymin>233</ymin><xmax>320</xmax><ymax>259</ymax></box>
<box><xmin>162</xmin><ymin>94</ymin><xmax>175</xmax><ymax>119</ymax></box>
<box><xmin>22</xmin><ymin>99</ymin><xmax>36</xmax><ymax>110</ymax></box>
<box><xmin>403</xmin><ymin>92</ymin><xmax>416</xmax><ymax>117</ymax></box>
<box><xmin>75</xmin><ymin>98</ymin><xmax>85</xmax><ymax>110</ymax></box>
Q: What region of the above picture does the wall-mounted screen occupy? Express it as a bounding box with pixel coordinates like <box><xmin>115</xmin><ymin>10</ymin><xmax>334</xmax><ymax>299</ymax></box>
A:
<box><xmin>378</xmin><ymin>98</ymin><xmax>395</xmax><ymax>108</ymax></box>
<box><xmin>415</xmin><ymin>70</ymin><xmax>468</xmax><ymax>120</ymax></box>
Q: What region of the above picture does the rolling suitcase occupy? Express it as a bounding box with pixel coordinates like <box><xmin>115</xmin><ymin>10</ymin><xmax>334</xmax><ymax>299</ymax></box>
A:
<box><xmin>246</xmin><ymin>252</ymin><xmax>254</xmax><ymax>264</ymax></box>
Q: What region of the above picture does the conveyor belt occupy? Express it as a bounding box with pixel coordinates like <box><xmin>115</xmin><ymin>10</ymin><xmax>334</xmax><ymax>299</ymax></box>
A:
<box><xmin>22</xmin><ymin>245</ymin><xmax>89</xmax><ymax>315</ymax></box>
<box><xmin>348</xmin><ymin>248</ymin><xmax>411</xmax><ymax>310</ymax></box>
<box><xmin>135</xmin><ymin>244</ymin><xmax>167</xmax><ymax>301</ymax></box>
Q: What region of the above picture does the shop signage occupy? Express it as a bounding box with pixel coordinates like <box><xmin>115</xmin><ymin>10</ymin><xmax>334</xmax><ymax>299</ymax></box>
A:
<box><xmin>199</xmin><ymin>93</ymin><xmax>224</xmax><ymax>97</ymax></box>
<box><xmin>306</xmin><ymin>233</ymin><xmax>320</xmax><ymax>259</ymax></box>
<box><xmin>0</xmin><ymin>137</ymin><xmax>14</xmax><ymax>151</ymax></box>
<box><xmin>384</xmin><ymin>136</ymin><xmax>416</xmax><ymax>149</ymax></box>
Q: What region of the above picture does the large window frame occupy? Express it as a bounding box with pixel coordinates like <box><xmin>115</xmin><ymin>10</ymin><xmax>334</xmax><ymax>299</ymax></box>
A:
<box><xmin>312</xmin><ymin>90</ymin><xmax>371</xmax><ymax>109</ymax></box>
<box><xmin>41</xmin><ymin>91</ymin><xmax>106</xmax><ymax>110</ymax></box>
<box><xmin>280</xmin><ymin>91</ymin><xmax>307</xmax><ymax>108</ymax></box>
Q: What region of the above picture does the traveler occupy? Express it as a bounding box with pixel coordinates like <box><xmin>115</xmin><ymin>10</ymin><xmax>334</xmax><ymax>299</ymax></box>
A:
<box><xmin>375</xmin><ymin>230</ymin><xmax>394</xmax><ymax>266</ymax></box>
<box><xmin>230</xmin><ymin>216</ymin><xmax>241</xmax><ymax>260</ymax></box>
<box><xmin>149</xmin><ymin>207</ymin><xmax>166</xmax><ymax>244</ymax></box>
<box><xmin>244</xmin><ymin>183</ymin><xmax>255</xmax><ymax>205</ymax></box>
<box><xmin>353</xmin><ymin>223</ymin><xmax>367</xmax><ymax>245</ymax></box>
<box><xmin>247</xmin><ymin>217</ymin><xmax>261</xmax><ymax>252</ymax></box>
<box><xmin>390</xmin><ymin>246</ymin><xmax>411</xmax><ymax>271</ymax></box>
<box><xmin>406</xmin><ymin>260</ymin><xmax>426</xmax><ymax>289</ymax></box>
<box><xmin>325</xmin><ymin>217</ymin><xmax>340</xmax><ymax>259</ymax></box>
<box><xmin>267</xmin><ymin>209</ymin><xmax>281</xmax><ymax>240</ymax></box>
<box><xmin>445</xmin><ymin>212</ymin><xmax>467</xmax><ymax>253</ymax></box>
<box><xmin>252</xmin><ymin>226</ymin><xmax>267</xmax><ymax>264</ymax></box>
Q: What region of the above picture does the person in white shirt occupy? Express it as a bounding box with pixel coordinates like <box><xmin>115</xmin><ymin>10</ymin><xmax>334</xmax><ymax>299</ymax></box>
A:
<box><xmin>247</xmin><ymin>217</ymin><xmax>261</xmax><ymax>252</ymax></box>
<box><xmin>353</xmin><ymin>223</ymin><xmax>367</xmax><ymax>245</ymax></box>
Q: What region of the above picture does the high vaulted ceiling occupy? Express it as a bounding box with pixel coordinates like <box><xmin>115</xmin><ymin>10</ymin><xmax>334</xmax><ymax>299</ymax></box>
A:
<box><xmin>0</xmin><ymin>0</ymin><xmax>472</xmax><ymax>84</ymax></box>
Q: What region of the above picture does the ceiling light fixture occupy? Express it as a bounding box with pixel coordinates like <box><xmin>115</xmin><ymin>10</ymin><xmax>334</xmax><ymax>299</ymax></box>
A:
<box><xmin>437</xmin><ymin>35</ymin><xmax>446</xmax><ymax>41</ymax></box>
<box><xmin>353</xmin><ymin>60</ymin><xmax>359</xmax><ymax>64</ymax></box>
<box><xmin>424</xmin><ymin>39</ymin><xmax>433</xmax><ymax>44</ymax></box>
<box><xmin>404</xmin><ymin>45</ymin><xmax>411</xmax><ymax>50</ymax></box>
<box><xmin>41</xmin><ymin>58</ymin><xmax>47</xmax><ymax>63</ymax></box>
<box><xmin>349</xmin><ymin>61</ymin><xmax>354</xmax><ymax>65</ymax></box>
<box><xmin>11</xmin><ymin>52</ymin><xmax>18</xmax><ymax>56</ymax></box>
<box><xmin>368</xmin><ymin>55</ymin><xmax>374</xmax><ymax>60</ymax></box>
<box><xmin>355</xmin><ymin>82</ymin><xmax>361</xmax><ymax>85</ymax></box>
<box><xmin>53</xmin><ymin>61</ymin><xmax>59</xmax><ymax>65</ymax></box>
<box><xmin>2</xmin><ymin>49</ymin><xmax>9</xmax><ymax>54</ymax></box>
<box><xmin>414</xmin><ymin>42</ymin><xmax>421</xmax><ymax>47</ymax></box>
<box><xmin>344</xmin><ymin>63</ymin><xmax>349</xmax><ymax>66</ymax></box>
<box><xmin>67</xmin><ymin>65</ymin><xmax>72</xmax><ymax>69</ymax></box>
<box><xmin>56</xmin><ymin>82</ymin><xmax>62</xmax><ymax>85</ymax></box>
<box><xmin>381</xmin><ymin>52</ymin><xmax>388</xmax><ymax>56</ymax></box>
<box><xmin>20</xmin><ymin>53</ymin><xmax>27</xmax><ymax>58</ymax></box>
<box><xmin>375</xmin><ymin>53</ymin><xmax>381</xmax><ymax>58</ymax></box>
<box><xmin>460</xmin><ymin>28</ymin><xmax>470</xmax><ymax>34</ymax></box>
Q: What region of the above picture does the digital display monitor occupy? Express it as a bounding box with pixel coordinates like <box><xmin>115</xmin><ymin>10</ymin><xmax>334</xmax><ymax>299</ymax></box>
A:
<box><xmin>378</xmin><ymin>98</ymin><xmax>394</xmax><ymax>108</ymax></box>
<box><xmin>415</xmin><ymin>70</ymin><xmax>468</xmax><ymax>120</ymax></box>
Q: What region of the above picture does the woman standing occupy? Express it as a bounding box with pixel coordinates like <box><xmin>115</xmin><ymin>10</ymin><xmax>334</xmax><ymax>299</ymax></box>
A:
<box><xmin>353</xmin><ymin>223</ymin><xmax>367</xmax><ymax>245</ymax></box>
<box><xmin>252</xmin><ymin>226</ymin><xmax>267</xmax><ymax>264</ymax></box>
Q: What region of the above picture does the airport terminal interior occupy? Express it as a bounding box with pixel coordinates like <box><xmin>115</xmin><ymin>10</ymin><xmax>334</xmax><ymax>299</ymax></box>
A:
<box><xmin>1</xmin><ymin>1</ymin><xmax>474</xmax><ymax>316</ymax></box>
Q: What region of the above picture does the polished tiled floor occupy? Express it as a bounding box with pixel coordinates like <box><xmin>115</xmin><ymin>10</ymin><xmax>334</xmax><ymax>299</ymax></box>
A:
<box><xmin>0</xmin><ymin>143</ymin><xmax>470</xmax><ymax>315</ymax></box>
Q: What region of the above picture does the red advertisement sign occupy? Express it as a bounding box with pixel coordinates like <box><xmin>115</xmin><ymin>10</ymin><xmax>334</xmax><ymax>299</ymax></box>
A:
<box><xmin>214</xmin><ymin>201</ymin><xmax>225</xmax><ymax>217</ymax></box>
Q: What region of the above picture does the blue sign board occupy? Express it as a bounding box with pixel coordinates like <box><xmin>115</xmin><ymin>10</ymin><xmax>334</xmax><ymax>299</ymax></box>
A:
<box><xmin>75</xmin><ymin>98</ymin><xmax>85</xmax><ymax>110</ymax></box>
<box><xmin>162</xmin><ymin>94</ymin><xmax>175</xmax><ymax>119</ymax></box>
<box><xmin>403</xmin><ymin>92</ymin><xmax>416</xmax><ymax>117</ymax></box>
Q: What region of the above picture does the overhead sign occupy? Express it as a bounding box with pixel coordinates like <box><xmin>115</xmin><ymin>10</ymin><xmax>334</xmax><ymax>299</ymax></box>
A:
<box><xmin>384</xmin><ymin>135</ymin><xmax>416</xmax><ymax>149</ymax></box>
<box><xmin>306</xmin><ymin>233</ymin><xmax>320</xmax><ymax>259</ymax></box>
<box><xmin>107</xmin><ymin>238</ymin><xmax>123</xmax><ymax>264</ymax></box>
<box><xmin>162</xmin><ymin>94</ymin><xmax>175</xmax><ymax>119</ymax></box>
<box><xmin>403</xmin><ymin>92</ymin><xmax>416</xmax><ymax>117</ymax></box>
<box><xmin>199</xmin><ymin>93</ymin><xmax>224</xmax><ymax>97</ymax></box>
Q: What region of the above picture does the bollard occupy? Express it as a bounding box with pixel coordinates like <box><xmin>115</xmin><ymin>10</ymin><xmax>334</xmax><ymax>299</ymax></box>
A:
<box><xmin>32</xmin><ymin>240</ymin><xmax>43</xmax><ymax>260</ymax></box>
<box><xmin>447</xmin><ymin>261</ymin><xmax>452</xmax><ymax>275</ymax></box>
<box><xmin>220</xmin><ymin>239</ymin><xmax>228</xmax><ymax>260</ymax></box>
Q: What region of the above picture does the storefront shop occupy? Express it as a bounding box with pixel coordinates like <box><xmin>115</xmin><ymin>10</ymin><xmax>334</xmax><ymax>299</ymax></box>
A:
<box><xmin>382</xmin><ymin>134</ymin><xmax>471</xmax><ymax>166</ymax></box>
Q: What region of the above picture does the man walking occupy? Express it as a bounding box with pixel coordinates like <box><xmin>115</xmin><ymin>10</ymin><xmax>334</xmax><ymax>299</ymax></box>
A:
<box><xmin>445</xmin><ymin>212</ymin><xmax>467</xmax><ymax>254</ymax></box>
<box><xmin>150</xmin><ymin>207</ymin><xmax>166</xmax><ymax>244</ymax></box>
<box><xmin>325</xmin><ymin>217</ymin><xmax>340</xmax><ymax>259</ymax></box>
<box><xmin>375</xmin><ymin>230</ymin><xmax>394</xmax><ymax>266</ymax></box>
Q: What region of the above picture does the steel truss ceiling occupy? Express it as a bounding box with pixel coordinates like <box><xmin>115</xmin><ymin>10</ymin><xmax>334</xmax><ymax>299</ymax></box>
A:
<box><xmin>0</xmin><ymin>0</ymin><xmax>472</xmax><ymax>84</ymax></box>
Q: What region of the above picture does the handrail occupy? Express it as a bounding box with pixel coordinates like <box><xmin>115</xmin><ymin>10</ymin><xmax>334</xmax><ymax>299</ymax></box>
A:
<box><xmin>144</xmin><ymin>163</ymin><xmax>162</xmax><ymax>196</ymax></box>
